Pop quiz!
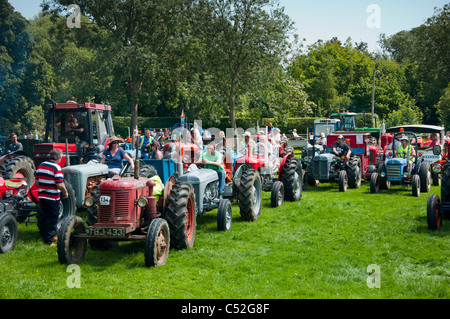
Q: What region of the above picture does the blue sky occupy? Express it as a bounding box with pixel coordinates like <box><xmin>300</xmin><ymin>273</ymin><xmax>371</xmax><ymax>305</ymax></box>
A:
<box><xmin>8</xmin><ymin>0</ymin><xmax>449</xmax><ymax>52</ymax></box>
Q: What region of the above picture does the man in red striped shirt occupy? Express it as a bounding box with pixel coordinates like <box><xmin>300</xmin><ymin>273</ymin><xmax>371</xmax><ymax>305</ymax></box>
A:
<box><xmin>35</xmin><ymin>149</ymin><xmax>69</xmax><ymax>246</ymax></box>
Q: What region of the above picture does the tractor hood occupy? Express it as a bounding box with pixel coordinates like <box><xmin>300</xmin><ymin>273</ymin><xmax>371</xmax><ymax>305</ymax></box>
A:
<box><xmin>99</xmin><ymin>177</ymin><xmax>149</xmax><ymax>191</ymax></box>
<box><xmin>178</xmin><ymin>169</ymin><xmax>218</xmax><ymax>185</ymax></box>
<box><xmin>62</xmin><ymin>162</ymin><xmax>109</xmax><ymax>176</ymax></box>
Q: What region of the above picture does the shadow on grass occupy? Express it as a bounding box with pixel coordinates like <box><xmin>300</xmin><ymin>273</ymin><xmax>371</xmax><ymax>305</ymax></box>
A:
<box><xmin>413</xmin><ymin>215</ymin><xmax>450</xmax><ymax>236</ymax></box>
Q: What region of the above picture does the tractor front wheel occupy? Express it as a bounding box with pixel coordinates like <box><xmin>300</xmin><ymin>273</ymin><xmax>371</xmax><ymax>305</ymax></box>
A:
<box><xmin>217</xmin><ymin>199</ymin><xmax>232</xmax><ymax>231</ymax></box>
<box><xmin>338</xmin><ymin>170</ymin><xmax>348</xmax><ymax>192</ymax></box>
<box><xmin>145</xmin><ymin>218</ymin><xmax>170</xmax><ymax>267</ymax></box>
<box><xmin>271</xmin><ymin>181</ymin><xmax>284</xmax><ymax>208</ymax></box>
<box><xmin>0</xmin><ymin>213</ymin><xmax>18</xmax><ymax>253</ymax></box>
<box><xmin>427</xmin><ymin>194</ymin><xmax>442</xmax><ymax>230</ymax></box>
<box><xmin>370</xmin><ymin>173</ymin><xmax>380</xmax><ymax>193</ymax></box>
<box><xmin>57</xmin><ymin>216</ymin><xmax>87</xmax><ymax>264</ymax></box>
<box><xmin>419</xmin><ymin>162</ymin><xmax>431</xmax><ymax>193</ymax></box>
<box><xmin>412</xmin><ymin>174</ymin><xmax>420</xmax><ymax>197</ymax></box>
<box><xmin>281</xmin><ymin>157</ymin><xmax>302</xmax><ymax>202</ymax></box>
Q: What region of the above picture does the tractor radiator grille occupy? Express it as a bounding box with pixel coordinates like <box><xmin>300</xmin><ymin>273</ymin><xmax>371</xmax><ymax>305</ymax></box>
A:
<box><xmin>98</xmin><ymin>191</ymin><xmax>131</xmax><ymax>223</ymax></box>
<box><xmin>313</xmin><ymin>159</ymin><xmax>329</xmax><ymax>179</ymax></box>
<box><xmin>387</xmin><ymin>164</ymin><xmax>402</xmax><ymax>179</ymax></box>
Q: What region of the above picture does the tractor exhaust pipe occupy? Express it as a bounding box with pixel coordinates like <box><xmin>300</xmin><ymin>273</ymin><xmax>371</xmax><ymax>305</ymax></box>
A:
<box><xmin>134</xmin><ymin>127</ymin><xmax>140</xmax><ymax>180</ymax></box>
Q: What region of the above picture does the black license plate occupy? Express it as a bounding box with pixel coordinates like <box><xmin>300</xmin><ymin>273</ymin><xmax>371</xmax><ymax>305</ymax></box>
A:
<box><xmin>85</xmin><ymin>227</ymin><xmax>125</xmax><ymax>237</ymax></box>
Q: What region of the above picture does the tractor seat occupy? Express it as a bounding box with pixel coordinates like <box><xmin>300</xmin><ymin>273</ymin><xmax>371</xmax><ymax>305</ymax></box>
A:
<box><xmin>5</xmin><ymin>179</ymin><xmax>27</xmax><ymax>189</ymax></box>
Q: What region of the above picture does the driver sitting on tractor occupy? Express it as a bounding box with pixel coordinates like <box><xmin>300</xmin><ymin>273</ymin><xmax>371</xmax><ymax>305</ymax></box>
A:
<box><xmin>332</xmin><ymin>135</ymin><xmax>352</xmax><ymax>160</ymax></box>
<box><xmin>66</xmin><ymin>118</ymin><xmax>87</xmax><ymax>143</ymax></box>
<box><xmin>397</xmin><ymin>135</ymin><xmax>415</xmax><ymax>175</ymax></box>
<box><xmin>102</xmin><ymin>136</ymin><xmax>135</xmax><ymax>176</ymax></box>
<box><xmin>198</xmin><ymin>143</ymin><xmax>225</xmax><ymax>199</ymax></box>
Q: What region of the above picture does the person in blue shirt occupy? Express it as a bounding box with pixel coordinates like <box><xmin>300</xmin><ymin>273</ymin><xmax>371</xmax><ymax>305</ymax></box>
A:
<box><xmin>139</xmin><ymin>129</ymin><xmax>153</xmax><ymax>159</ymax></box>
<box><xmin>102</xmin><ymin>136</ymin><xmax>135</xmax><ymax>175</ymax></box>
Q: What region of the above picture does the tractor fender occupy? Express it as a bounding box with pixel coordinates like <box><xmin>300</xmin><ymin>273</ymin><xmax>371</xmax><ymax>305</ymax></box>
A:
<box><xmin>27</xmin><ymin>182</ymin><xmax>40</xmax><ymax>204</ymax></box>
<box><xmin>278</xmin><ymin>153</ymin><xmax>294</xmax><ymax>180</ymax></box>
<box><xmin>0</xmin><ymin>151</ymin><xmax>30</xmax><ymax>165</ymax></box>
<box><xmin>233</xmin><ymin>164</ymin><xmax>250</xmax><ymax>188</ymax></box>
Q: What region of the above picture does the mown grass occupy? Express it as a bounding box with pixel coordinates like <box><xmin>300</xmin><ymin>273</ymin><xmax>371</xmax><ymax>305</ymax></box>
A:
<box><xmin>0</xmin><ymin>180</ymin><xmax>448</xmax><ymax>299</ymax></box>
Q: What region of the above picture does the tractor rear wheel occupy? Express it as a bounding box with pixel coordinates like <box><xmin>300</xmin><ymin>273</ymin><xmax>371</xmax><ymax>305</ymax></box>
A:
<box><xmin>271</xmin><ymin>181</ymin><xmax>284</xmax><ymax>208</ymax></box>
<box><xmin>165</xmin><ymin>182</ymin><xmax>196</xmax><ymax>250</ymax></box>
<box><xmin>427</xmin><ymin>194</ymin><xmax>442</xmax><ymax>230</ymax></box>
<box><xmin>347</xmin><ymin>156</ymin><xmax>361</xmax><ymax>189</ymax></box>
<box><xmin>0</xmin><ymin>213</ymin><xmax>18</xmax><ymax>253</ymax></box>
<box><xmin>217</xmin><ymin>199</ymin><xmax>232</xmax><ymax>231</ymax></box>
<box><xmin>281</xmin><ymin>157</ymin><xmax>302</xmax><ymax>202</ymax></box>
<box><xmin>0</xmin><ymin>155</ymin><xmax>35</xmax><ymax>192</ymax></box>
<box><xmin>419</xmin><ymin>162</ymin><xmax>431</xmax><ymax>193</ymax></box>
<box><xmin>145</xmin><ymin>218</ymin><xmax>170</xmax><ymax>267</ymax></box>
<box><xmin>236</xmin><ymin>169</ymin><xmax>262</xmax><ymax>221</ymax></box>
<box><xmin>441</xmin><ymin>165</ymin><xmax>450</xmax><ymax>205</ymax></box>
<box><xmin>412</xmin><ymin>174</ymin><xmax>420</xmax><ymax>197</ymax></box>
<box><xmin>57</xmin><ymin>215</ymin><xmax>87</xmax><ymax>264</ymax></box>
<box><xmin>338</xmin><ymin>170</ymin><xmax>348</xmax><ymax>192</ymax></box>
<box><xmin>370</xmin><ymin>173</ymin><xmax>380</xmax><ymax>193</ymax></box>
<box><xmin>139</xmin><ymin>162</ymin><xmax>158</xmax><ymax>178</ymax></box>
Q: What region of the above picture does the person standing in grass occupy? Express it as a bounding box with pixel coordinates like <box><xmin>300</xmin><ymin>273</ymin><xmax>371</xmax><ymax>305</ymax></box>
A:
<box><xmin>35</xmin><ymin>148</ymin><xmax>69</xmax><ymax>246</ymax></box>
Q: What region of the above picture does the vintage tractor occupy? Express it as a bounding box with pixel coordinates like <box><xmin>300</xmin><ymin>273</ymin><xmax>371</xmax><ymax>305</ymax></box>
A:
<box><xmin>176</xmin><ymin>158</ymin><xmax>262</xmax><ymax>232</ymax></box>
<box><xmin>233</xmin><ymin>136</ymin><xmax>302</xmax><ymax>208</ymax></box>
<box><xmin>426</xmin><ymin>144</ymin><xmax>450</xmax><ymax>230</ymax></box>
<box><xmin>33</xmin><ymin>100</ymin><xmax>116</xmax><ymax>168</ymax></box>
<box><xmin>304</xmin><ymin>132</ymin><xmax>376</xmax><ymax>192</ymax></box>
<box><xmin>370</xmin><ymin>130</ymin><xmax>431</xmax><ymax>197</ymax></box>
<box><xmin>57</xmin><ymin>142</ymin><xmax>196</xmax><ymax>267</ymax></box>
<box><xmin>0</xmin><ymin>176</ymin><xmax>75</xmax><ymax>253</ymax></box>
<box><xmin>380</xmin><ymin>125</ymin><xmax>446</xmax><ymax>186</ymax></box>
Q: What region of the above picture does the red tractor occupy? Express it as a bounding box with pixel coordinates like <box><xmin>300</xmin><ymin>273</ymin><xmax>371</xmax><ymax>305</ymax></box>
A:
<box><xmin>427</xmin><ymin>143</ymin><xmax>450</xmax><ymax>230</ymax></box>
<box><xmin>233</xmin><ymin>135</ymin><xmax>302</xmax><ymax>208</ymax></box>
<box><xmin>57</xmin><ymin>148</ymin><xmax>196</xmax><ymax>267</ymax></box>
<box><xmin>0</xmin><ymin>175</ymin><xmax>75</xmax><ymax>253</ymax></box>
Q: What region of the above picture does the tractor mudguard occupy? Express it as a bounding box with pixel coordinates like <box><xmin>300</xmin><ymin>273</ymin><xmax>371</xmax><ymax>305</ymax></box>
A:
<box><xmin>278</xmin><ymin>153</ymin><xmax>294</xmax><ymax>180</ymax></box>
<box><xmin>233</xmin><ymin>164</ymin><xmax>250</xmax><ymax>188</ymax></box>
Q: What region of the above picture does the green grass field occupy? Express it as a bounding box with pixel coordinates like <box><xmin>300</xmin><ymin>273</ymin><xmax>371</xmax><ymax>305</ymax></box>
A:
<box><xmin>0</xmin><ymin>180</ymin><xmax>448</xmax><ymax>299</ymax></box>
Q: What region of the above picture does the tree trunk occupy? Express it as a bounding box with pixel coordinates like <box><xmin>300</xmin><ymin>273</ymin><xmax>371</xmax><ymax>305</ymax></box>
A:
<box><xmin>229</xmin><ymin>81</ymin><xmax>237</xmax><ymax>130</ymax></box>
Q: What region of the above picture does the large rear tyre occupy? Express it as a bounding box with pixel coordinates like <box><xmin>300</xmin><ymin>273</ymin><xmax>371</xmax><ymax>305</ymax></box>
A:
<box><xmin>145</xmin><ymin>218</ymin><xmax>170</xmax><ymax>267</ymax></box>
<box><xmin>427</xmin><ymin>194</ymin><xmax>442</xmax><ymax>230</ymax></box>
<box><xmin>419</xmin><ymin>162</ymin><xmax>431</xmax><ymax>193</ymax></box>
<box><xmin>0</xmin><ymin>155</ymin><xmax>35</xmax><ymax>192</ymax></box>
<box><xmin>57</xmin><ymin>216</ymin><xmax>87</xmax><ymax>264</ymax></box>
<box><xmin>347</xmin><ymin>156</ymin><xmax>361</xmax><ymax>189</ymax></box>
<box><xmin>0</xmin><ymin>213</ymin><xmax>18</xmax><ymax>253</ymax></box>
<box><xmin>236</xmin><ymin>169</ymin><xmax>262</xmax><ymax>221</ymax></box>
<box><xmin>165</xmin><ymin>182</ymin><xmax>196</xmax><ymax>250</ymax></box>
<box><xmin>370</xmin><ymin>173</ymin><xmax>380</xmax><ymax>193</ymax></box>
<box><xmin>281</xmin><ymin>157</ymin><xmax>302</xmax><ymax>202</ymax></box>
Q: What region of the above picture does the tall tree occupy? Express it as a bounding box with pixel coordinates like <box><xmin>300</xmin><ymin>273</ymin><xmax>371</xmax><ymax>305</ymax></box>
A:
<box><xmin>46</xmin><ymin>0</ymin><xmax>190</xmax><ymax>133</ymax></box>
<box><xmin>192</xmin><ymin>0</ymin><xmax>294</xmax><ymax>129</ymax></box>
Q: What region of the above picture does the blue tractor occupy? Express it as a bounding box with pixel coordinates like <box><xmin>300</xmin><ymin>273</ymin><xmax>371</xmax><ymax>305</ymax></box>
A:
<box><xmin>370</xmin><ymin>130</ymin><xmax>431</xmax><ymax>197</ymax></box>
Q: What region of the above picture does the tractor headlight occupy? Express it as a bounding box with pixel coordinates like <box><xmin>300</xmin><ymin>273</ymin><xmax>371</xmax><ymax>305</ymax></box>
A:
<box><xmin>137</xmin><ymin>197</ymin><xmax>148</xmax><ymax>208</ymax></box>
<box><xmin>403</xmin><ymin>172</ymin><xmax>409</xmax><ymax>178</ymax></box>
<box><xmin>432</xmin><ymin>164</ymin><xmax>442</xmax><ymax>174</ymax></box>
<box><xmin>84</xmin><ymin>197</ymin><xmax>94</xmax><ymax>207</ymax></box>
<box><xmin>380</xmin><ymin>172</ymin><xmax>386</xmax><ymax>178</ymax></box>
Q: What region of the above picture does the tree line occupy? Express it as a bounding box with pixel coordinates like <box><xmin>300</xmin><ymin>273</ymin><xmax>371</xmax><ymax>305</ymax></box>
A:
<box><xmin>0</xmin><ymin>0</ymin><xmax>448</xmax><ymax>136</ymax></box>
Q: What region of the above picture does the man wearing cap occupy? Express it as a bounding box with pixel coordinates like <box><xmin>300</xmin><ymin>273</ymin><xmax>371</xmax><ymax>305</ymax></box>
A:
<box><xmin>240</xmin><ymin>131</ymin><xmax>256</xmax><ymax>155</ymax></box>
<box><xmin>332</xmin><ymin>135</ymin><xmax>352</xmax><ymax>160</ymax></box>
<box><xmin>397</xmin><ymin>135</ymin><xmax>415</xmax><ymax>175</ymax></box>
<box><xmin>316</xmin><ymin>133</ymin><xmax>327</xmax><ymax>146</ymax></box>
